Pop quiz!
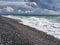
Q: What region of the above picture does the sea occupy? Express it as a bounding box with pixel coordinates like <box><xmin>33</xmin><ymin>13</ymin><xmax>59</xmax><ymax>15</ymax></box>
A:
<box><xmin>2</xmin><ymin>15</ymin><xmax>60</xmax><ymax>39</ymax></box>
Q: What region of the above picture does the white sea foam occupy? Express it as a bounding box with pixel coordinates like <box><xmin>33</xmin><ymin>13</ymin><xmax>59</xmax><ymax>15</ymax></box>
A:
<box><xmin>4</xmin><ymin>15</ymin><xmax>60</xmax><ymax>39</ymax></box>
<box><xmin>3</xmin><ymin>15</ymin><xmax>21</xmax><ymax>20</ymax></box>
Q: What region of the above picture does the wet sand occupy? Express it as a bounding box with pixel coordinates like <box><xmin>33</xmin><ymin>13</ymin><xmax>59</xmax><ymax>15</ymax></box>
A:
<box><xmin>0</xmin><ymin>16</ymin><xmax>60</xmax><ymax>45</ymax></box>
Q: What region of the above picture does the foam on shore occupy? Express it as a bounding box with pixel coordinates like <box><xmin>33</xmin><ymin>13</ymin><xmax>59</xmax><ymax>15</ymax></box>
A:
<box><xmin>4</xmin><ymin>15</ymin><xmax>60</xmax><ymax>39</ymax></box>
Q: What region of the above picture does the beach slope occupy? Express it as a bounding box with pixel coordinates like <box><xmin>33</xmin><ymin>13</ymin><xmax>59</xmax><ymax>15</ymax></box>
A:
<box><xmin>0</xmin><ymin>16</ymin><xmax>60</xmax><ymax>45</ymax></box>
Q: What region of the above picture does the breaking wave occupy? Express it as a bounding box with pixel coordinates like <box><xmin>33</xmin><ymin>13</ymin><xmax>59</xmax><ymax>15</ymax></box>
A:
<box><xmin>4</xmin><ymin>15</ymin><xmax>60</xmax><ymax>39</ymax></box>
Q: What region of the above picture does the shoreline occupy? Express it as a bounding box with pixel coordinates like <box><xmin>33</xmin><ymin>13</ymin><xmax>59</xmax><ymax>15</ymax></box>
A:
<box><xmin>0</xmin><ymin>16</ymin><xmax>60</xmax><ymax>45</ymax></box>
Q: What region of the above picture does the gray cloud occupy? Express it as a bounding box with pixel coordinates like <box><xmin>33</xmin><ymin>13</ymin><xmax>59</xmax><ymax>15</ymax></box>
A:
<box><xmin>0</xmin><ymin>1</ymin><xmax>60</xmax><ymax>14</ymax></box>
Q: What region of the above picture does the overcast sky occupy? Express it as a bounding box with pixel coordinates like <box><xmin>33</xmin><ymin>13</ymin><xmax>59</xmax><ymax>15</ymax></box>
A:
<box><xmin>0</xmin><ymin>0</ymin><xmax>60</xmax><ymax>14</ymax></box>
<box><xmin>0</xmin><ymin>0</ymin><xmax>24</xmax><ymax>2</ymax></box>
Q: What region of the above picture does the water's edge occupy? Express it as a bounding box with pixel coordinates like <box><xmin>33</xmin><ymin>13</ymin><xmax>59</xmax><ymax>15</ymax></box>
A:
<box><xmin>3</xmin><ymin>15</ymin><xmax>60</xmax><ymax>39</ymax></box>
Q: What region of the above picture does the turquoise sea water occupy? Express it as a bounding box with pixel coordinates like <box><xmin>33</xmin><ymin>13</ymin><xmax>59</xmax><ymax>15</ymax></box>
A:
<box><xmin>15</xmin><ymin>15</ymin><xmax>60</xmax><ymax>23</ymax></box>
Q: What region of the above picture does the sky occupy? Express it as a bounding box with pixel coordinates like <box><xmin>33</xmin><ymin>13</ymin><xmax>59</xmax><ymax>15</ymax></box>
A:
<box><xmin>0</xmin><ymin>0</ymin><xmax>24</xmax><ymax>2</ymax></box>
<box><xmin>0</xmin><ymin>0</ymin><xmax>60</xmax><ymax>15</ymax></box>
